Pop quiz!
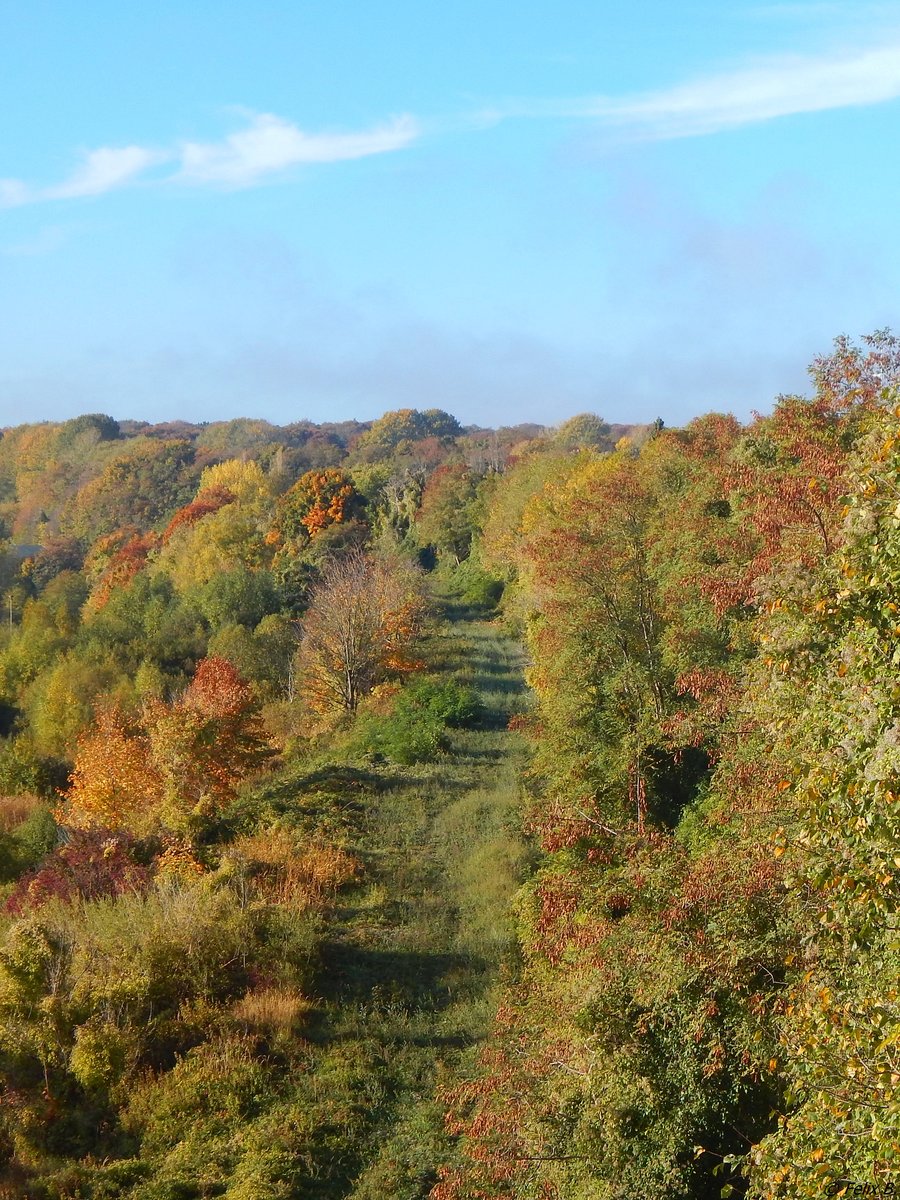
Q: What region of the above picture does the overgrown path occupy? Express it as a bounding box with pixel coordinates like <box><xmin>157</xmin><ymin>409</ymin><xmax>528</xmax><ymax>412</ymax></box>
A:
<box><xmin>305</xmin><ymin>600</ymin><xmax>531</xmax><ymax>1199</ymax></box>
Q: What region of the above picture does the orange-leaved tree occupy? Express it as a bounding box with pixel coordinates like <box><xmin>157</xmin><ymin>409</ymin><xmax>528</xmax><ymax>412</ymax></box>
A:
<box><xmin>63</xmin><ymin>704</ymin><xmax>164</xmax><ymax>832</ymax></box>
<box><xmin>84</xmin><ymin>528</ymin><xmax>161</xmax><ymax>612</ymax></box>
<box><xmin>161</xmin><ymin>484</ymin><xmax>236</xmax><ymax>544</ymax></box>
<box><xmin>63</xmin><ymin>657</ymin><xmax>272</xmax><ymax>836</ymax></box>
<box><xmin>267</xmin><ymin>468</ymin><xmax>362</xmax><ymax>552</ymax></box>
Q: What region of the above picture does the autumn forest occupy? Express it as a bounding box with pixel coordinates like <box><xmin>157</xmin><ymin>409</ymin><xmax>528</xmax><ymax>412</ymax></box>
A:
<box><xmin>0</xmin><ymin>333</ymin><xmax>896</xmax><ymax>1198</ymax></box>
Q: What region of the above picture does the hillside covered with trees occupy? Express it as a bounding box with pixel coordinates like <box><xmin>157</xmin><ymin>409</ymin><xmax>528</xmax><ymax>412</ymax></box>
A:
<box><xmin>0</xmin><ymin>334</ymin><xmax>896</xmax><ymax>1198</ymax></box>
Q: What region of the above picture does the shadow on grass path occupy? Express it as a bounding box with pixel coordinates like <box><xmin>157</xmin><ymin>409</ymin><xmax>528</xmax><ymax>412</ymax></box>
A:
<box><xmin>305</xmin><ymin>600</ymin><xmax>532</xmax><ymax>1198</ymax></box>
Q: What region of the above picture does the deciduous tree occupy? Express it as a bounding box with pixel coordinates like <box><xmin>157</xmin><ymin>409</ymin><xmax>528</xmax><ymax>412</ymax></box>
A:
<box><xmin>297</xmin><ymin>550</ymin><xmax>426</xmax><ymax>713</ymax></box>
<box><xmin>63</xmin><ymin>657</ymin><xmax>271</xmax><ymax>836</ymax></box>
<box><xmin>267</xmin><ymin>468</ymin><xmax>362</xmax><ymax>552</ymax></box>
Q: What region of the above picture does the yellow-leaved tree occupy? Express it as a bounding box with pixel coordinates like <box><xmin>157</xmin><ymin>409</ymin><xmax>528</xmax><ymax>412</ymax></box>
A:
<box><xmin>153</xmin><ymin>460</ymin><xmax>275</xmax><ymax>592</ymax></box>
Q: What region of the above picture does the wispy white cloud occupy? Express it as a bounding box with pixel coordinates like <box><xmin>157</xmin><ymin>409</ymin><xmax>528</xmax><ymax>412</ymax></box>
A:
<box><xmin>0</xmin><ymin>111</ymin><xmax>419</xmax><ymax>209</ymax></box>
<box><xmin>46</xmin><ymin>145</ymin><xmax>166</xmax><ymax>199</ymax></box>
<box><xmin>0</xmin><ymin>144</ymin><xmax>169</xmax><ymax>209</ymax></box>
<box><xmin>3</xmin><ymin>34</ymin><xmax>897</xmax><ymax>214</ymax></box>
<box><xmin>0</xmin><ymin>145</ymin><xmax>168</xmax><ymax>209</ymax></box>
<box><xmin>496</xmin><ymin>40</ymin><xmax>900</xmax><ymax>140</ymax></box>
<box><xmin>178</xmin><ymin>112</ymin><xmax>419</xmax><ymax>186</ymax></box>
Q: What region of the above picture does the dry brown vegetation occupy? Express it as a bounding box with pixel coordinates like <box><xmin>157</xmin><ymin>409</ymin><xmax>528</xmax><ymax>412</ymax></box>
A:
<box><xmin>233</xmin><ymin>829</ymin><xmax>360</xmax><ymax>909</ymax></box>
<box><xmin>0</xmin><ymin>794</ymin><xmax>40</xmax><ymax>832</ymax></box>
<box><xmin>231</xmin><ymin>985</ymin><xmax>311</xmax><ymax>1034</ymax></box>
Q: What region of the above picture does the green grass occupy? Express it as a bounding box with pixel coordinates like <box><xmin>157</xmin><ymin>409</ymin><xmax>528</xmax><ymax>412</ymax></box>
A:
<box><xmin>289</xmin><ymin>589</ymin><xmax>533</xmax><ymax>1197</ymax></box>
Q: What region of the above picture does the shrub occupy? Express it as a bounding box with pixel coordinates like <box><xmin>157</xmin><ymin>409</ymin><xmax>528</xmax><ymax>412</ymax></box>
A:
<box><xmin>6</xmin><ymin>828</ymin><xmax>151</xmax><ymax>915</ymax></box>
<box><xmin>353</xmin><ymin>677</ymin><xmax>481</xmax><ymax>765</ymax></box>
<box><xmin>69</xmin><ymin>1017</ymin><xmax>130</xmax><ymax>1091</ymax></box>
<box><xmin>407</xmin><ymin>677</ymin><xmax>481</xmax><ymax>728</ymax></box>
<box><xmin>0</xmin><ymin>736</ymin><xmax>65</xmax><ymax>798</ymax></box>
<box><xmin>454</xmin><ymin>561</ymin><xmax>503</xmax><ymax>610</ymax></box>
<box><xmin>0</xmin><ymin>802</ymin><xmax>57</xmax><ymax>883</ymax></box>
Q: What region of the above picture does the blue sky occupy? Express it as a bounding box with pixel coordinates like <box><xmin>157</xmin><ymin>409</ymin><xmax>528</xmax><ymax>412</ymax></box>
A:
<box><xmin>2</xmin><ymin>0</ymin><xmax>900</xmax><ymax>428</ymax></box>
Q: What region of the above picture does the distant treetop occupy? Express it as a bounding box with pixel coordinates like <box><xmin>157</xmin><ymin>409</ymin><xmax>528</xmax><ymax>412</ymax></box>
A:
<box><xmin>59</xmin><ymin>413</ymin><xmax>121</xmax><ymax>443</ymax></box>
<box><xmin>553</xmin><ymin>412</ymin><xmax>612</xmax><ymax>451</ymax></box>
<box><xmin>352</xmin><ymin>408</ymin><xmax>463</xmax><ymax>460</ymax></box>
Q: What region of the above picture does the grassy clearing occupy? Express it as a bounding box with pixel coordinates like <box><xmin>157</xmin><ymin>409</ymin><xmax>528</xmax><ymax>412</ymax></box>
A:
<box><xmin>291</xmin><ymin>590</ymin><xmax>532</xmax><ymax>1198</ymax></box>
